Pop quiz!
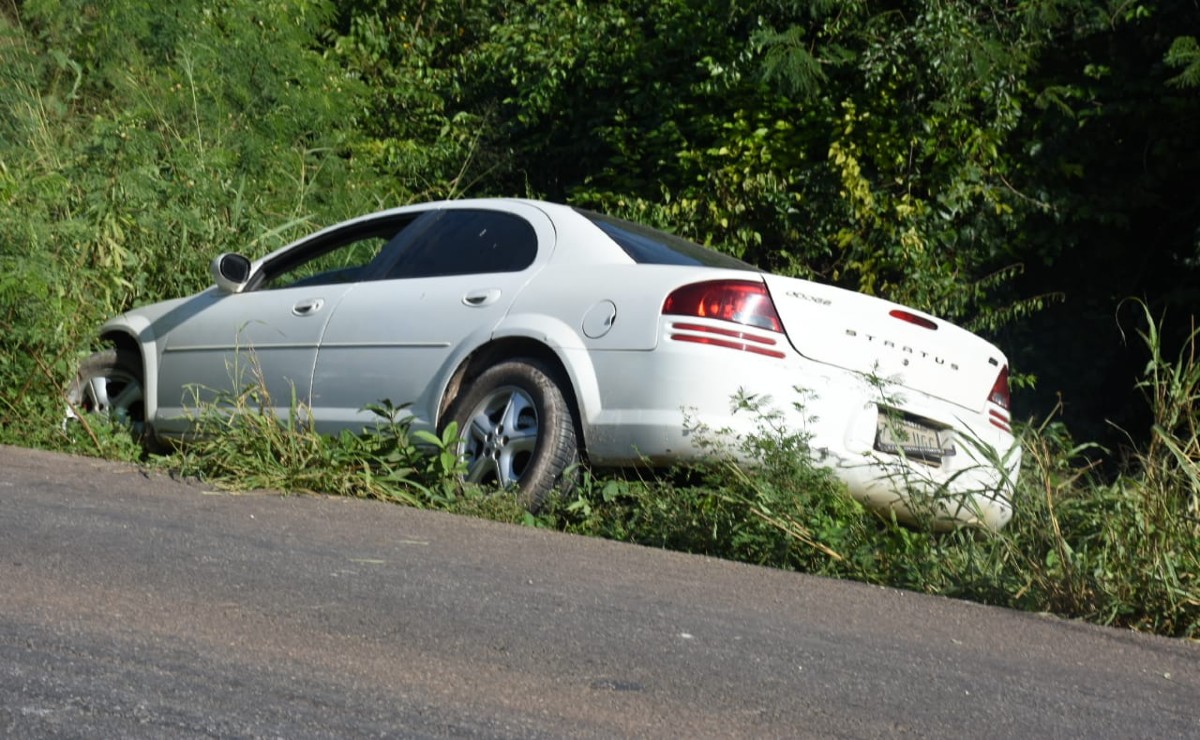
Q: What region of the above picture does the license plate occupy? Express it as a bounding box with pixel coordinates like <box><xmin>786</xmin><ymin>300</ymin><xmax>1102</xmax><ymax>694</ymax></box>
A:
<box><xmin>874</xmin><ymin>414</ymin><xmax>955</xmax><ymax>465</ymax></box>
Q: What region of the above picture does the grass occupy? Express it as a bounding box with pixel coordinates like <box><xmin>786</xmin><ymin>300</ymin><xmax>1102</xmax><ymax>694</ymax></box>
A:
<box><xmin>169</xmin><ymin>381</ymin><xmax>473</xmax><ymax>509</ymax></box>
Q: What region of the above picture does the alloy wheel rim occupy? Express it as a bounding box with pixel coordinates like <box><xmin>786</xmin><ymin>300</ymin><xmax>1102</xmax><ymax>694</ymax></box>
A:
<box><xmin>73</xmin><ymin>370</ymin><xmax>146</xmax><ymax>437</ymax></box>
<box><xmin>460</xmin><ymin>386</ymin><xmax>539</xmax><ymax>487</ymax></box>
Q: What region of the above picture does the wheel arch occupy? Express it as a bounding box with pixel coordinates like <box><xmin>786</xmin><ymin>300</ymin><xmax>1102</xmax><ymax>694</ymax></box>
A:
<box><xmin>98</xmin><ymin>327</ymin><xmax>141</xmax><ymax>356</ymax></box>
<box><xmin>436</xmin><ymin>333</ymin><xmax>599</xmax><ymax>461</ymax></box>
<box><xmin>96</xmin><ymin>319</ymin><xmax>161</xmax><ymax>430</ymax></box>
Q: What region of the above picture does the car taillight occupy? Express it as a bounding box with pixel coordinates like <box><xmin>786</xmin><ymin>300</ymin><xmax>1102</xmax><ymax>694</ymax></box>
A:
<box><xmin>663</xmin><ymin>280</ymin><xmax>786</xmax><ymax>358</ymax></box>
<box><xmin>989</xmin><ymin>366</ymin><xmax>1010</xmax><ymax>410</ymax></box>
<box><xmin>988</xmin><ymin>366</ymin><xmax>1012</xmax><ymax>432</ymax></box>
<box><xmin>889</xmin><ymin>309</ymin><xmax>938</xmax><ymax>331</ymax></box>
<box><xmin>663</xmin><ymin>280</ymin><xmax>783</xmax><ymax>332</ymax></box>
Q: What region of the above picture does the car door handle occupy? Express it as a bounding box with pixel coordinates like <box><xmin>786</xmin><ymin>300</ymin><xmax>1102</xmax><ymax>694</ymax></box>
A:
<box><xmin>463</xmin><ymin>289</ymin><xmax>502</xmax><ymax>307</ymax></box>
<box><xmin>292</xmin><ymin>298</ymin><xmax>325</xmax><ymax>316</ymax></box>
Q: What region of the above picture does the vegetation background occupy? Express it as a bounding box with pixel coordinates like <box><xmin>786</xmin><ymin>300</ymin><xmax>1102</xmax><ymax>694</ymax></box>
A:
<box><xmin>1</xmin><ymin>0</ymin><xmax>1197</xmax><ymax>636</ymax></box>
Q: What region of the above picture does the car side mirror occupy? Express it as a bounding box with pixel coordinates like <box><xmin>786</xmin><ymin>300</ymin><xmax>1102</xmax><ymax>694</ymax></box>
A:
<box><xmin>211</xmin><ymin>253</ymin><xmax>253</xmax><ymax>293</ymax></box>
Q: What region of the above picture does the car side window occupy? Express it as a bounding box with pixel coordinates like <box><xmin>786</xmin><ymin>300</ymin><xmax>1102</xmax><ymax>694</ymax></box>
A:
<box><xmin>383</xmin><ymin>209</ymin><xmax>537</xmax><ymax>279</ymax></box>
<box><xmin>259</xmin><ymin>215</ymin><xmax>421</xmax><ymax>290</ymax></box>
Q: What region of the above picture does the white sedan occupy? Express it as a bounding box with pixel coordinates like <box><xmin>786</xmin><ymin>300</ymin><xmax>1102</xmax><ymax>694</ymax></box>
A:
<box><xmin>68</xmin><ymin>198</ymin><xmax>1020</xmax><ymax>528</ymax></box>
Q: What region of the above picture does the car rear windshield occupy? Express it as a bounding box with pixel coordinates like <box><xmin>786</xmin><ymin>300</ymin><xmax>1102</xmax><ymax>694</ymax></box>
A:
<box><xmin>577</xmin><ymin>209</ymin><xmax>758</xmax><ymax>271</ymax></box>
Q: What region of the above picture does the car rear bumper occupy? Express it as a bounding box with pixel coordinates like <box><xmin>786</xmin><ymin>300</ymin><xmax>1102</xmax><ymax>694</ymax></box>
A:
<box><xmin>575</xmin><ymin>339</ymin><xmax>1019</xmax><ymax>530</ymax></box>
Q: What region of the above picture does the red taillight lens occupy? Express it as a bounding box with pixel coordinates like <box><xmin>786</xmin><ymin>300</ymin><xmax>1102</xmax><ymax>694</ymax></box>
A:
<box><xmin>988</xmin><ymin>364</ymin><xmax>1008</xmax><ymax>410</ymax></box>
<box><xmin>663</xmin><ymin>280</ymin><xmax>783</xmax><ymax>332</ymax></box>
<box><xmin>988</xmin><ymin>366</ymin><xmax>1012</xmax><ymax>432</ymax></box>
<box><xmin>989</xmin><ymin>366</ymin><xmax>1011</xmax><ymax>411</ymax></box>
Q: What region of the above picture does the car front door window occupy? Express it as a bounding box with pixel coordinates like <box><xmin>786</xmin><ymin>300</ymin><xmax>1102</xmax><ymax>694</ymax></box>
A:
<box><xmin>260</xmin><ymin>215</ymin><xmax>424</xmax><ymax>291</ymax></box>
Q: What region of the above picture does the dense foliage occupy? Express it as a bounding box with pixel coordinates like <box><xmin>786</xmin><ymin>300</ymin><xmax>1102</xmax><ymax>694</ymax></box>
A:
<box><xmin>0</xmin><ymin>0</ymin><xmax>384</xmax><ymax>438</ymax></box>
<box><xmin>1</xmin><ymin>0</ymin><xmax>1197</xmax><ymax>635</ymax></box>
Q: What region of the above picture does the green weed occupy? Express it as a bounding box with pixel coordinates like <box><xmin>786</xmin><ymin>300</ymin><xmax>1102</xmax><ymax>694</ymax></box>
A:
<box><xmin>170</xmin><ymin>380</ymin><xmax>469</xmax><ymax>508</ymax></box>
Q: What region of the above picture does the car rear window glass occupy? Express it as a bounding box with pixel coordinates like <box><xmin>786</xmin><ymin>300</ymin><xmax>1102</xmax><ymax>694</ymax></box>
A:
<box><xmin>577</xmin><ymin>209</ymin><xmax>757</xmax><ymax>271</ymax></box>
<box><xmin>386</xmin><ymin>209</ymin><xmax>537</xmax><ymax>279</ymax></box>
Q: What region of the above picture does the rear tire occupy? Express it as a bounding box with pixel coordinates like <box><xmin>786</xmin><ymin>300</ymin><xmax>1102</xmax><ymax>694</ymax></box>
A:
<box><xmin>444</xmin><ymin>358</ymin><xmax>578</xmax><ymax>511</ymax></box>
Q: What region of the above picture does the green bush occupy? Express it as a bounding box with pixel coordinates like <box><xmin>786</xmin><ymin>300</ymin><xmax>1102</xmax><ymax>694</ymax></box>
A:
<box><xmin>0</xmin><ymin>0</ymin><xmax>389</xmax><ymax>447</ymax></box>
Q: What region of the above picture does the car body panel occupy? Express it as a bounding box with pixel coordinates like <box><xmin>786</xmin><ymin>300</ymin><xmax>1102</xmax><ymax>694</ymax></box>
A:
<box><xmin>154</xmin><ymin>283</ymin><xmax>359</xmax><ymax>428</ymax></box>
<box><xmin>761</xmin><ymin>274</ymin><xmax>1006</xmax><ymax>413</ymax></box>
<box><xmin>311</xmin><ymin>274</ymin><xmax>533</xmax><ymax>433</ymax></box>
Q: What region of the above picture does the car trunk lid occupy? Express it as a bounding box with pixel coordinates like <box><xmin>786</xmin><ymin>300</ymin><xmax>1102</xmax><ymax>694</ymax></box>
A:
<box><xmin>761</xmin><ymin>274</ymin><xmax>1007</xmax><ymax>412</ymax></box>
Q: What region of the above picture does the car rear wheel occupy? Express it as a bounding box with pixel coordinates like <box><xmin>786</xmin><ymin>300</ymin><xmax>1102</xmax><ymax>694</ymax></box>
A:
<box><xmin>445</xmin><ymin>358</ymin><xmax>578</xmax><ymax>510</ymax></box>
<box><xmin>66</xmin><ymin>348</ymin><xmax>151</xmax><ymax>444</ymax></box>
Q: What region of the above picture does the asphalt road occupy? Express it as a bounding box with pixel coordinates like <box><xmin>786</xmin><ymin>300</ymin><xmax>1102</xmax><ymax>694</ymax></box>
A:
<box><xmin>1</xmin><ymin>445</ymin><xmax>1197</xmax><ymax>738</ymax></box>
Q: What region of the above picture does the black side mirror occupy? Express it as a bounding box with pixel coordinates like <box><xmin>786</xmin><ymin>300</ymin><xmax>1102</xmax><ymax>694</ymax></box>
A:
<box><xmin>211</xmin><ymin>253</ymin><xmax>253</xmax><ymax>293</ymax></box>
